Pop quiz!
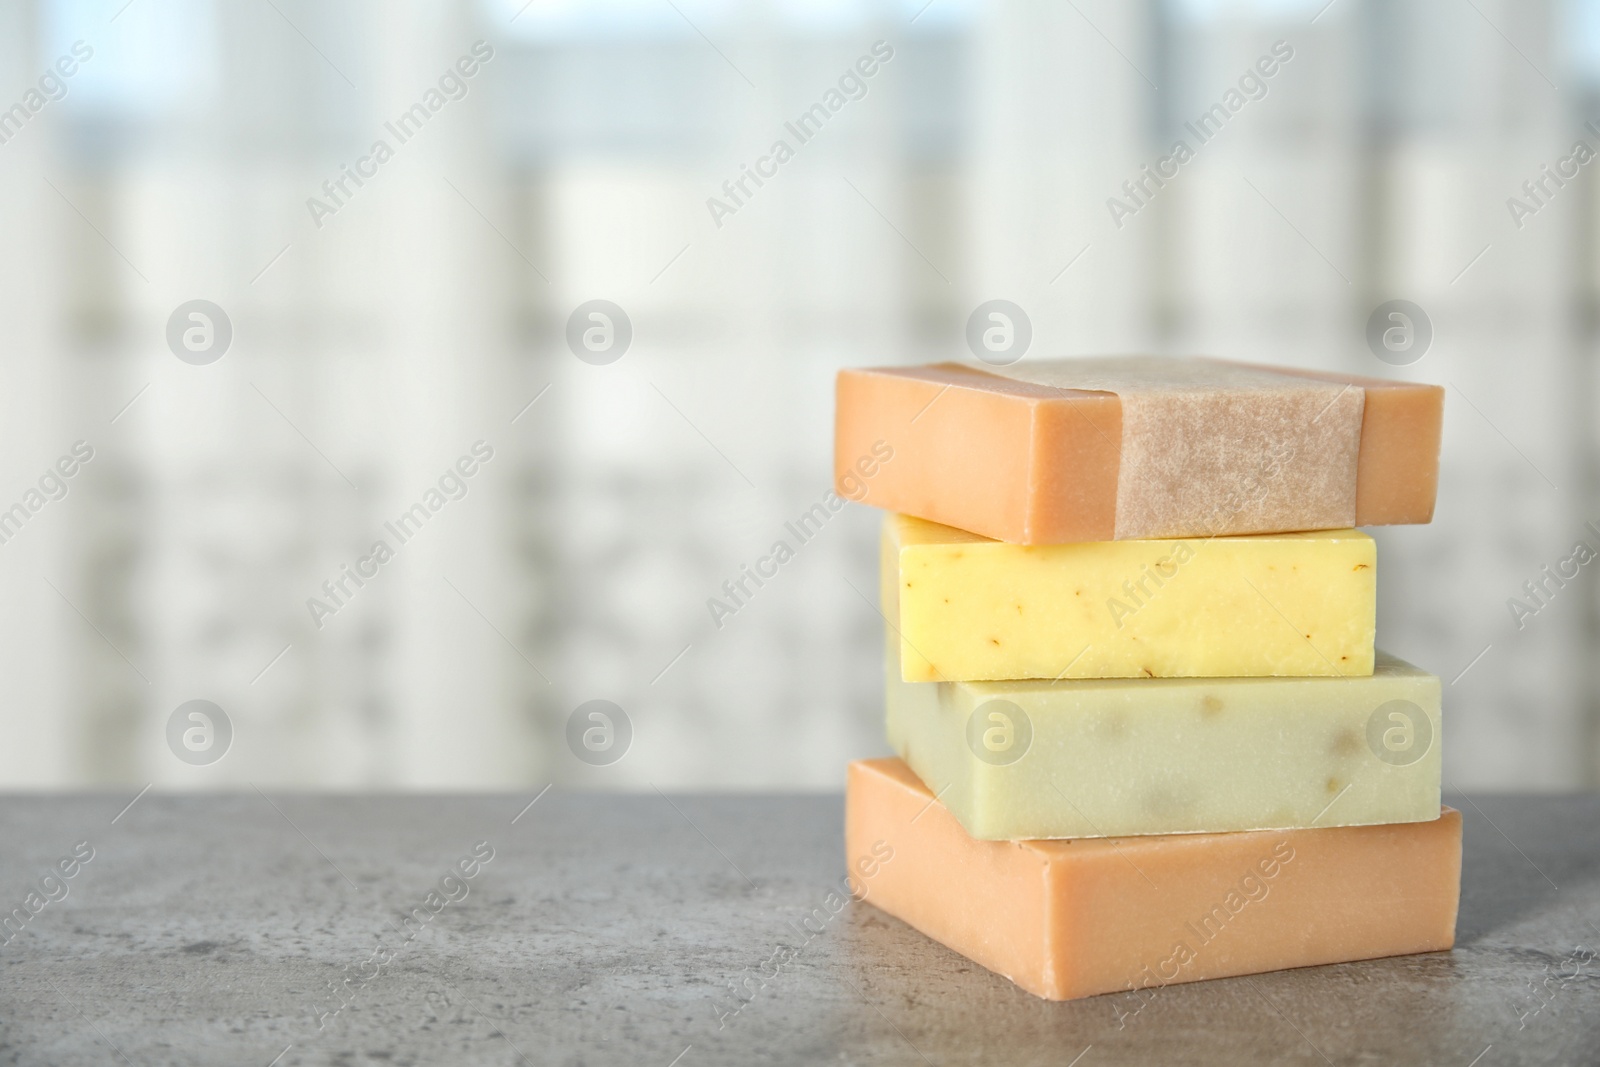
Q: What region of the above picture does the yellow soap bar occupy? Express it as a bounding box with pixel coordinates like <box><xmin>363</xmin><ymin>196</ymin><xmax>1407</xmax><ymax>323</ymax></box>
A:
<box><xmin>884</xmin><ymin>514</ymin><xmax>1376</xmax><ymax>682</ymax></box>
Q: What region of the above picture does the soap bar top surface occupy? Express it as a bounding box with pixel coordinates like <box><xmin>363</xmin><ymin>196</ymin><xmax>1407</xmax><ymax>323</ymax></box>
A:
<box><xmin>845</xmin><ymin>758</ymin><xmax>1462</xmax><ymax>1002</ymax></box>
<box><xmin>887</xmin><ymin>639</ymin><xmax>1442</xmax><ymax>840</ymax></box>
<box><xmin>835</xmin><ymin>356</ymin><xmax>1444</xmax><ymax>543</ymax></box>
<box><xmin>885</xmin><ymin>512</ymin><xmax>1377</xmax><ymax>682</ymax></box>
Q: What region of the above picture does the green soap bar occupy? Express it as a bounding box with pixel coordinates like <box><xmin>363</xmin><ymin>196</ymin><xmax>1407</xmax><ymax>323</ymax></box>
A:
<box><xmin>887</xmin><ymin>639</ymin><xmax>1442</xmax><ymax>840</ymax></box>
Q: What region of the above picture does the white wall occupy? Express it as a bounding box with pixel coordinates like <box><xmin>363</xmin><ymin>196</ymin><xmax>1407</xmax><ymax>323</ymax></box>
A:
<box><xmin>0</xmin><ymin>0</ymin><xmax>1591</xmax><ymax>790</ymax></box>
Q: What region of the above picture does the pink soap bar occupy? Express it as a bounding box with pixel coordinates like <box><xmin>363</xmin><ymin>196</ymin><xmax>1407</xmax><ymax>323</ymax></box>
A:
<box><xmin>835</xmin><ymin>358</ymin><xmax>1444</xmax><ymax>543</ymax></box>
<box><xmin>846</xmin><ymin>758</ymin><xmax>1462</xmax><ymax>1001</ymax></box>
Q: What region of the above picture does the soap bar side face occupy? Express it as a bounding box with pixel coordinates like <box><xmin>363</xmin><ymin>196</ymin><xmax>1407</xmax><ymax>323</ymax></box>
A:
<box><xmin>1051</xmin><ymin>809</ymin><xmax>1462</xmax><ymax>999</ymax></box>
<box><xmin>1031</xmin><ymin>392</ymin><xmax>1121</xmax><ymax>542</ymax></box>
<box><xmin>1353</xmin><ymin>379</ymin><xmax>1445</xmax><ymax>525</ymax></box>
<box><xmin>844</xmin><ymin>759</ymin><xmax>1053</xmax><ymax>994</ymax></box>
<box><xmin>890</xmin><ymin>514</ymin><xmax>1377</xmax><ymax>682</ymax></box>
<box><xmin>887</xmin><ymin>648</ymin><xmax>1442</xmax><ymax>840</ymax></box>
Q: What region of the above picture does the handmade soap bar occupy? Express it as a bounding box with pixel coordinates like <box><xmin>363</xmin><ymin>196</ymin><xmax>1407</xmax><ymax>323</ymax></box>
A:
<box><xmin>887</xmin><ymin>639</ymin><xmax>1441</xmax><ymax>839</ymax></box>
<box><xmin>845</xmin><ymin>758</ymin><xmax>1461</xmax><ymax>1002</ymax></box>
<box><xmin>884</xmin><ymin>513</ymin><xmax>1376</xmax><ymax>682</ymax></box>
<box><xmin>835</xmin><ymin>357</ymin><xmax>1444</xmax><ymax>543</ymax></box>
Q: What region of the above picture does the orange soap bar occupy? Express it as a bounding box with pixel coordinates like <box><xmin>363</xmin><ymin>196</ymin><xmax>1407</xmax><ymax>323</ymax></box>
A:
<box><xmin>834</xmin><ymin>358</ymin><xmax>1444</xmax><ymax>543</ymax></box>
<box><xmin>846</xmin><ymin>758</ymin><xmax>1461</xmax><ymax>1002</ymax></box>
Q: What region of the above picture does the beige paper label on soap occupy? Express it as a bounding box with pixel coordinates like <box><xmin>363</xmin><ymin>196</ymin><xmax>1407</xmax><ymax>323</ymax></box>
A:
<box><xmin>989</xmin><ymin>356</ymin><xmax>1364</xmax><ymax>538</ymax></box>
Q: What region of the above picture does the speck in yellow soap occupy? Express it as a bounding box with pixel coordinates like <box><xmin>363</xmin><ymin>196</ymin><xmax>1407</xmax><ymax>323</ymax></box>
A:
<box><xmin>883</xmin><ymin>513</ymin><xmax>1376</xmax><ymax>682</ymax></box>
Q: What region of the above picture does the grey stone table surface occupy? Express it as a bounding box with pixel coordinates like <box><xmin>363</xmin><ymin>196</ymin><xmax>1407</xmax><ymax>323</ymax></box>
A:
<box><xmin>0</xmin><ymin>791</ymin><xmax>1597</xmax><ymax>1067</ymax></box>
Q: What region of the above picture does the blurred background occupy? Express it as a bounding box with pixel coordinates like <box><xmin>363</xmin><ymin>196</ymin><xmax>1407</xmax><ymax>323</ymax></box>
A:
<box><xmin>0</xmin><ymin>0</ymin><xmax>1592</xmax><ymax>791</ymax></box>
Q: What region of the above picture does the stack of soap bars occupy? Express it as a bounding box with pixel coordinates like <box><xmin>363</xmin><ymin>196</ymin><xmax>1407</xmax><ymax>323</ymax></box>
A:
<box><xmin>835</xmin><ymin>356</ymin><xmax>1460</xmax><ymax>1001</ymax></box>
